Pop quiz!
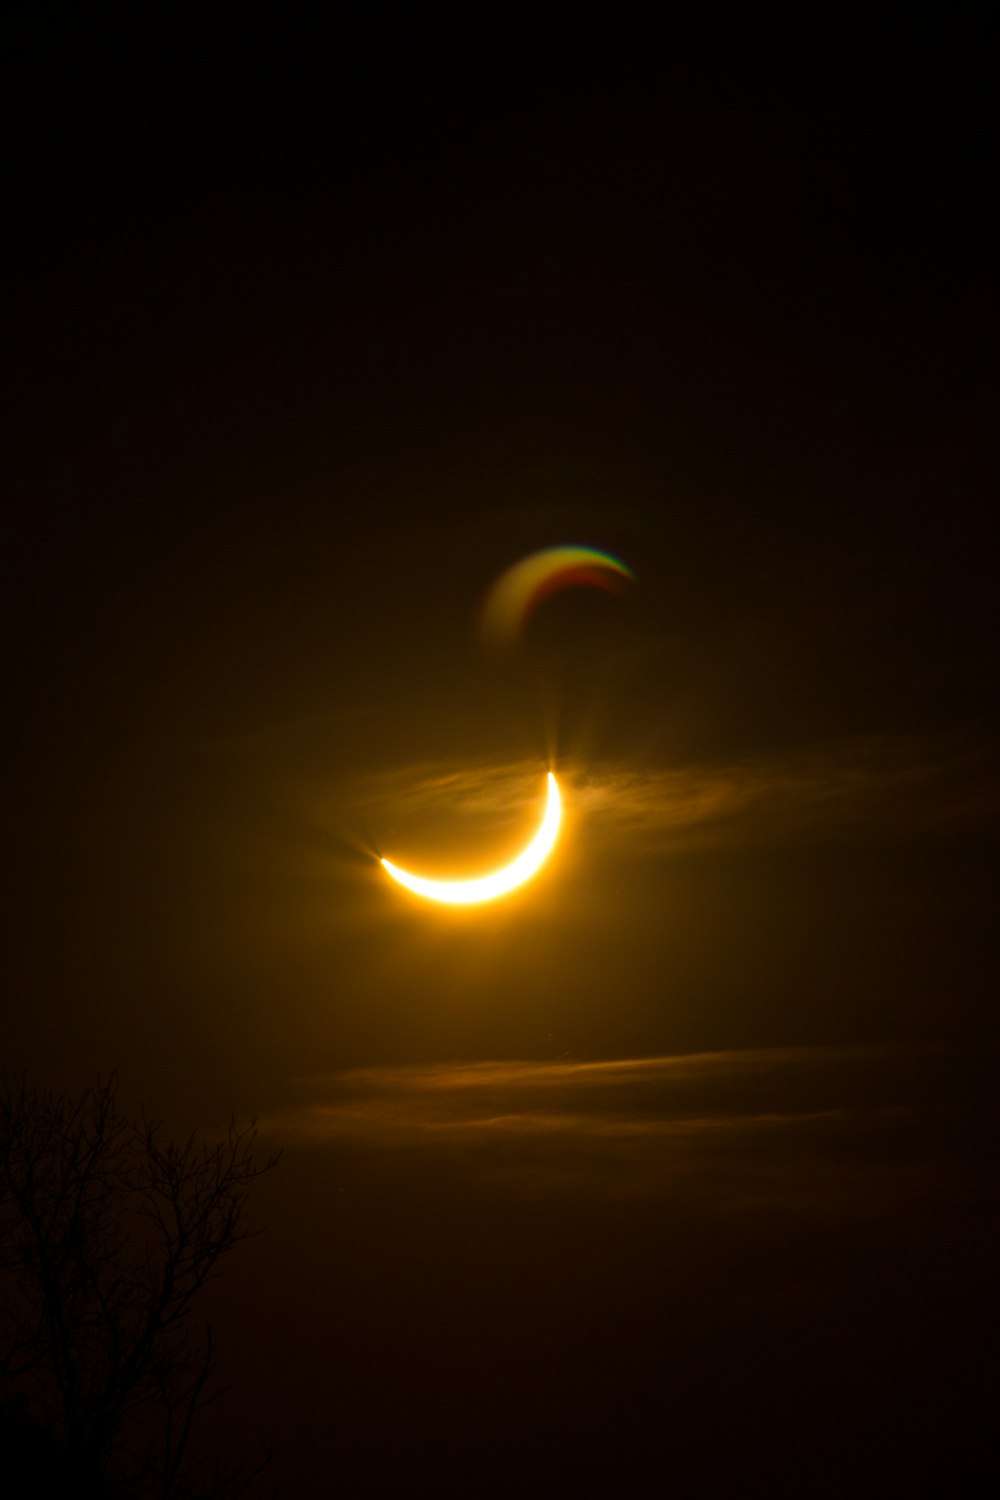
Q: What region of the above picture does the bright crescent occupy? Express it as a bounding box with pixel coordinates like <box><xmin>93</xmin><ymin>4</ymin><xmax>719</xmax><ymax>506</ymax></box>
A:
<box><xmin>381</xmin><ymin>773</ymin><xmax>562</xmax><ymax>905</ymax></box>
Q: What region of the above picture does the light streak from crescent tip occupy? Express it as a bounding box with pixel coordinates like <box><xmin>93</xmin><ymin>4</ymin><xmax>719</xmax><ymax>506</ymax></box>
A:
<box><xmin>380</xmin><ymin>772</ymin><xmax>562</xmax><ymax>905</ymax></box>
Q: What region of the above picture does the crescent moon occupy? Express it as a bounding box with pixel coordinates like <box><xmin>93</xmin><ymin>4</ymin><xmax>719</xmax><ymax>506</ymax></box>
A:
<box><xmin>480</xmin><ymin>546</ymin><xmax>634</xmax><ymax>653</ymax></box>
<box><xmin>381</xmin><ymin>772</ymin><xmax>562</xmax><ymax>905</ymax></box>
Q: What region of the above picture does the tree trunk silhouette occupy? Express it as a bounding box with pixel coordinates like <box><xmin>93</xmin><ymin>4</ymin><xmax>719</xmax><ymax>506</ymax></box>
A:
<box><xmin>0</xmin><ymin>1074</ymin><xmax>279</xmax><ymax>1498</ymax></box>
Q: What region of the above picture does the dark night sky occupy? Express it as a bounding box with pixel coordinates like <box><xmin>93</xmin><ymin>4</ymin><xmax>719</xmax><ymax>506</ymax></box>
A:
<box><xmin>5</xmin><ymin>17</ymin><xmax>998</xmax><ymax>1496</ymax></box>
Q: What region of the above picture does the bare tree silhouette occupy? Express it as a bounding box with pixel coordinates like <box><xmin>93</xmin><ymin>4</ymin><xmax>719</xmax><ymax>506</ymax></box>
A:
<box><xmin>0</xmin><ymin>1074</ymin><xmax>280</xmax><ymax>1498</ymax></box>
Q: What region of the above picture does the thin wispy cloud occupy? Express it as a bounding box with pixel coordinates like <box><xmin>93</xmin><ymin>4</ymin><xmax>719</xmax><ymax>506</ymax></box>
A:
<box><xmin>344</xmin><ymin>735</ymin><xmax>999</xmax><ymax>856</ymax></box>
<box><xmin>258</xmin><ymin>1046</ymin><xmax>988</xmax><ymax>1221</ymax></box>
<box><xmin>264</xmin><ymin>1046</ymin><xmax>898</xmax><ymax>1138</ymax></box>
<box><xmin>574</xmin><ymin>738</ymin><xmax>1000</xmax><ymax>847</ymax></box>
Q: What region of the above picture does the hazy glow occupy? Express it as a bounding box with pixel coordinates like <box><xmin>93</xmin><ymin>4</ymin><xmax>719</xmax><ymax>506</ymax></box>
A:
<box><xmin>381</xmin><ymin>773</ymin><xmax>562</xmax><ymax>905</ymax></box>
<box><xmin>480</xmin><ymin>545</ymin><xmax>634</xmax><ymax>651</ymax></box>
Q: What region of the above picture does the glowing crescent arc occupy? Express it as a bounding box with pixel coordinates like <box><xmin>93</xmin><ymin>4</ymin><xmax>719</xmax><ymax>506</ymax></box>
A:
<box><xmin>381</xmin><ymin>773</ymin><xmax>562</xmax><ymax>905</ymax></box>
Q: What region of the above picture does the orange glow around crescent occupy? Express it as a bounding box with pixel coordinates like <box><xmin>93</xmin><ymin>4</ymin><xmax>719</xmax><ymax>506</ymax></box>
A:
<box><xmin>381</xmin><ymin>773</ymin><xmax>562</xmax><ymax>905</ymax></box>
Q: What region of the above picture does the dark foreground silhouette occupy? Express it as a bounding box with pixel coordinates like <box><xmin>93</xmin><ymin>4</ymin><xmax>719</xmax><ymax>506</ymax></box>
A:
<box><xmin>0</xmin><ymin>1075</ymin><xmax>278</xmax><ymax>1499</ymax></box>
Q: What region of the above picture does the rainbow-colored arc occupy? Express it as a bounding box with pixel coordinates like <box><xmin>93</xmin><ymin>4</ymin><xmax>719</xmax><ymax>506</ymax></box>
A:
<box><xmin>479</xmin><ymin>545</ymin><xmax>634</xmax><ymax>652</ymax></box>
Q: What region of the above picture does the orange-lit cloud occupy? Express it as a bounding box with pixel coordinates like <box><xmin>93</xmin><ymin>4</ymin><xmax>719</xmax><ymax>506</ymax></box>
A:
<box><xmin>263</xmin><ymin>1046</ymin><xmax>890</xmax><ymax>1140</ymax></box>
<box><xmin>257</xmin><ymin>1045</ymin><xmax>982</xmax><ymax>1218</ymax></box>
<box><xmin>349</xmin><ymin>735</ymin><xmax>999</xmax><ymax>859</ymax></box>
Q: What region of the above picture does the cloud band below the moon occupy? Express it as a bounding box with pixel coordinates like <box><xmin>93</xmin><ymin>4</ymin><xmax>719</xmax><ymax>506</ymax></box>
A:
<box><xmin>258</xmin><ymin>1044</ymin><xmax>991</xmax><ymax>1215</ymax></box>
